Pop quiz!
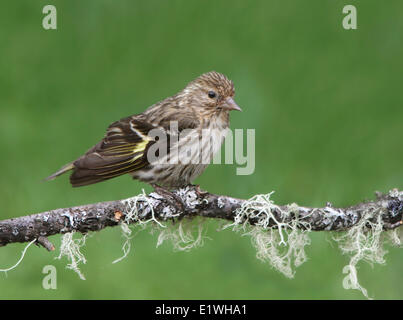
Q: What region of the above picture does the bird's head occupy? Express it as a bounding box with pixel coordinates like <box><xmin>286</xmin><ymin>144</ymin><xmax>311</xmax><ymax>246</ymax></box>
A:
<box><xmin>181</xmin><ymin>71</ymin><xmax>242</xmax><ymax>115</ymax></box>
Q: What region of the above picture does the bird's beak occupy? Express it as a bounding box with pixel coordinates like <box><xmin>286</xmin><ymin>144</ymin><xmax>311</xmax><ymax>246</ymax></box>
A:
<box><xmin>222</xmin><ymin>97</ymin><xmax>242</xmax><ymax>112</ymax></box>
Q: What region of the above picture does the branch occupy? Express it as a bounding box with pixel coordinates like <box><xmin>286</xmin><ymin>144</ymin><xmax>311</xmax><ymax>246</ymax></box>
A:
<box><xmin>0</xmin><ymin>186</ymin><xmax>402</xmax><ymax>249</ymax></box>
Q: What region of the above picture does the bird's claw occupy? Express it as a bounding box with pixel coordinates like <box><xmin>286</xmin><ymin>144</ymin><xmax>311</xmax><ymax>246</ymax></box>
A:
<box><xmin>152</xmin><ymin>184</ymin><xmax>185</xmax><ymax>213</ymax></box>
<box><xmin>191</xmin><ymin>184</ymin><xmax>208</xmax><ymax>196</ymax></box>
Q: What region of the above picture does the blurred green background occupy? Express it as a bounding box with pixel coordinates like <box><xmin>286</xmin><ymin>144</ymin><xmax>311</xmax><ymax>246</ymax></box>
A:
<box><xmin>0</xmin><ymin>0</ymin><xmax>402</xmax><ymax>299</ymax></box>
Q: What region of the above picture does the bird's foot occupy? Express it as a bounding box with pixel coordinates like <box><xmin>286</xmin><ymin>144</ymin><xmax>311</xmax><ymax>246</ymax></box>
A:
<box><xmin>151</xmin><ymin>184</ymin><xmax>185</xmax><ymax>212</ymax></box>
<box><xmin>188</xmin><ymin>184</ymin><xmax>208</xmax><ymax>197</ymax></box>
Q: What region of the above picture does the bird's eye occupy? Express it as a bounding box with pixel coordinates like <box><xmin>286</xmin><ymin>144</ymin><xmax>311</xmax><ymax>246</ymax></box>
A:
<box><xmin>208</xmin><ymin>91</ymin><xmax>216</xmax><ymax>99</ymax></box>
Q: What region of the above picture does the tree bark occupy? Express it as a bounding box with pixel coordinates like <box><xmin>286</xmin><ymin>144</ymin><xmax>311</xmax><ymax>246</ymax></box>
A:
<box><xmin>0</xmin><ymin>186</ymin><xmax>402</xmax><ymax>250</ymax></box>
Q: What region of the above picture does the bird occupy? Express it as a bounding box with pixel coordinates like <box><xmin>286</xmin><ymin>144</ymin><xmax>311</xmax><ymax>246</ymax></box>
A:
<box><xmin>45</xmin><ymin>71</ymin><xmax>242</xmax><ymax>191</ymax></box>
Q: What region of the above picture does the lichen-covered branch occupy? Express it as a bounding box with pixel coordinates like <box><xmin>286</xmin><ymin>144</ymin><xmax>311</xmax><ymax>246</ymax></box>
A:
<box><xmin>0</xmin><ymin>186</ymin><xmax>402</xmax><ymax>249</ymax></box>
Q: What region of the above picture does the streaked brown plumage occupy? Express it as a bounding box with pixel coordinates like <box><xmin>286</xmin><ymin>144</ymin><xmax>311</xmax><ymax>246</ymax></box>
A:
<box><xmin>45</xmin><ymin>71</ymin><xmax>241</xmax><ymax>189</ymax></box>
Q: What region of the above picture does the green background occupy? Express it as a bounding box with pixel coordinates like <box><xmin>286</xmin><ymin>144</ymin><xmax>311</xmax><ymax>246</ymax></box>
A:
<box><xmin>0</xmin><ymin>0</ymin><xmax>402</xmax><ymax>299</ymax></box>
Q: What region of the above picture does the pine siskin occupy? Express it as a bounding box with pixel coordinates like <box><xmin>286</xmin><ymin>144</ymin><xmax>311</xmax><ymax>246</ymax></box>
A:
<box><xmin>45</xmin><ymin>71</ymin><xmax>241</xmax><ymax>189</ymax></box>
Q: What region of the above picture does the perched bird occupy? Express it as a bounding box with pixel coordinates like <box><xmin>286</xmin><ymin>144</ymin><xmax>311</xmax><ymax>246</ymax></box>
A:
<box><xmin>45</xmin><ymin>71</ymin><xmax>241</xmax><ymax>190</ymax></box>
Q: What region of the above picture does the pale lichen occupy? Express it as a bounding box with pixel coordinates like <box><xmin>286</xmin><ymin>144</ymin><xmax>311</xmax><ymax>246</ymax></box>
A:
<box><xmin>155</xmin><ymin>217</ymin><xmax>207</xmax><ymax>251</ymax></box>
<box><xmin>56</xmin><ymin>232</ymin><xmax>88</xmax><ymax>280</ymax></box>
<box><xmin>223</xmin><ymin>192</ymin><xmax>311</xmax><ymax>278</ymax></box>
<box><xmin>123</xmin><ymin>189</ymin><xmax>166</xmax><ymax>228</ymax></box>
<box><xmin>2</xmin><ymin>187</ymin><xmax>400</xmax><ymax>300</ymax></box>
<box><xmin>333</xmin><ymin>189</ymin><xmax>403</xmax><ymax>299</ymax></box>
<box><xmin>112</xmin><ymin>190</ymin><xmax>161</xmax><ymax>264</ymax></box>
<box><xmin>0</xmin><ymin>239</ymin><xmax>36</xmax><ymax>275</ymax></box>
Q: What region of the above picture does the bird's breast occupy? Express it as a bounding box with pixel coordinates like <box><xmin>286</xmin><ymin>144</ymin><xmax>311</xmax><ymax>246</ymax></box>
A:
<box><xmin>200</xmin><ymin>117</ymin><xmax>229</xmax><ymax>160</ymax></box>
<box><xmin>132</xmin><ymin>117</ymin><xmax>229</xmax><ymax>188</ymax></box>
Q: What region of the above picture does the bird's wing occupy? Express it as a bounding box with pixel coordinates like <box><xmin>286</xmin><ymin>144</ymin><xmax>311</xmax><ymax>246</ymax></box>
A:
<box><xmin>157</xmin><ymin>113</ymin><xmax>200</xmax><ymax>133</ymax></box>
<box><xmin>46</xmin><ymin>109</ymin><xmax>201</xmax><ymax>187</ymax></box>
<box><xmin>70</xmin><ymin>116</ymin><xmax>159</xmax><ymax>187</ymax></box>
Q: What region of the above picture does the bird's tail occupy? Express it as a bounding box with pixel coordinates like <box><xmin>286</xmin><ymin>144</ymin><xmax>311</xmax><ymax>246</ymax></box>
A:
<box><xmin>44</xmin><ymin>163</ymin><xmax>75</xmax><ymax>181</ymax></box>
